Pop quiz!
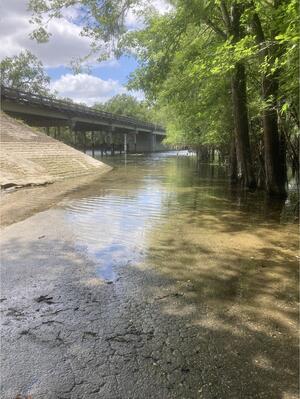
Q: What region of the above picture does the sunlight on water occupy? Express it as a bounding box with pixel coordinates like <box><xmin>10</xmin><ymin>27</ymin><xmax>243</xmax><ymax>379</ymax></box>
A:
<box><xmin>60</xmin><ymin>152</ymin><xmax>298</xmax><ymax>284</ymax></box>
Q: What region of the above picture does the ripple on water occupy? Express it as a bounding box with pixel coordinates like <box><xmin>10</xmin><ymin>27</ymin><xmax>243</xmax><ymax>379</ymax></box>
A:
<box><xmin>60</xmin><ymin>152</ymin><xmax>298</xmax><ymax>282</ymax></box>
<box><xmin>63</xmin><ymin>181</ymin><xmax>172</xmax><ymax>280</ymax></box>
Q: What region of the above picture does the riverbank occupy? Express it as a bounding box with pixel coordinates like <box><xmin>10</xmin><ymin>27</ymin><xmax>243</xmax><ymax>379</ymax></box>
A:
<box><xmin>0</xmin><ymin>171</ymin><xmax>111</xmax><ymax>228</ymax></box>
<box><xmin>0</xmin><ymin>112</ymin><xmax>111</xmax><ymax>189</ymax></box>
<box><xmin>1</xmin><ymin>154</ymin><xmax>298</xmax><ymax>398</ymax></box>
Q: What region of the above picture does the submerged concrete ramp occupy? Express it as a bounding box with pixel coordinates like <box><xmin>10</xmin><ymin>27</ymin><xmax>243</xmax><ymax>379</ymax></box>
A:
<box><xmin>0</xmin><ymin>112</ymin><xmax>111</xmax><ymax>188</ymax></box>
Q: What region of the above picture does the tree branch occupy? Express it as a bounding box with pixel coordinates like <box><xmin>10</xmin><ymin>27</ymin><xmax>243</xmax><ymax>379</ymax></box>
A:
<box><xmin>205</xmin><ymin>18</ymin><xmax>227</xmax><ymax>40</ymax></box>
<box><xmin>220</xmin><ymin>0</ymin><xmax>231</xmax><ymax>31</ymax></box>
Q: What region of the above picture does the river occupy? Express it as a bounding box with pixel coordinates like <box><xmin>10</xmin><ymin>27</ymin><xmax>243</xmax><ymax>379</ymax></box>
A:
<box><xmin>1</xmin><ymin>152</ymin><xmax>298</xmax><ymax>398</ymax></box>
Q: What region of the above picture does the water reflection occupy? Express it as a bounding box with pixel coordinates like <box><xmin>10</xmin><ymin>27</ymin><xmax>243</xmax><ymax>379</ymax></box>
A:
<box><xmin>60</xmin><ymin>152</ymin><xmax>297</xmax><ymax>282</ymax></box>
<box><xmin>44</xmin><ymin>152</ymin><xmax>298</xmax><ymax>398</ymax></box>
<box><xmin>58</xmin><ymin>152</ymin><xmax>298</xmax><ymax>396</ymax></box>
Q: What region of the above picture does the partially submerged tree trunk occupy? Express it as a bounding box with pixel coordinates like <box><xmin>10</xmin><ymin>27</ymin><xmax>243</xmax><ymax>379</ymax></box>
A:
<box><xmin>257</xmin><ymin>139</ymin><xmax>265</xmax><ymax>189</ymax></box>
<box><xmin>229</xmin><ymin>3</ymin><xmax>256</xmax><ymax>190</ymax></box>
<box><xmin>205</xmin><ymin>1</ymin><xmax>256</xmax><ymax>190</ymax></box>
<box><xmin>231</xmin><ymin>62</ymin><xmax>256</xmax><ymax>190</ymax></box>
<box><xmin>210</xmin><ymin>147</ymin><xmax>215</xmax><ymax>163</ymax></box>
<box><xmin>252</xmin><ymin>11</ymin><xmax>287</xmax><ymax>197</ymax></box>
<box><xmin>262</xmin><ymin>78</ymin><xmax>287</xmax><ymax>196</ymax></box>
<box><xmin>229</xmin><ymin>136</ymin><xmax>238</xmax><ymax>183</ymax></box>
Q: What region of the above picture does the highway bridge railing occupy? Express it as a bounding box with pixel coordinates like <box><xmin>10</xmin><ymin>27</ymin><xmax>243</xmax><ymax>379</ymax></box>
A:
<box><xmin>0</xmin><ymin>85</ymin><xmax>165</xmax><ymax>133</ymax></box>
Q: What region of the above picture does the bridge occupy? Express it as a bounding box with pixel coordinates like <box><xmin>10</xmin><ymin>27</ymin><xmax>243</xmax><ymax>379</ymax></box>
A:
<box><xmin>0</xmin><ymin>86</ymin><xmax>166</xmax><ymax>154</ymax></box>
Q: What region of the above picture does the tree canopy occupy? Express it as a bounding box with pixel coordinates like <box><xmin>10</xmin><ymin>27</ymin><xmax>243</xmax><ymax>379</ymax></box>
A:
<box><xmin>0</xmin><ymin>50</ymin><xmax>50</xmax><ymax>94</ymax></box>
<box><xmin>27</xmin><ymin>0</ymin><xmax>300</xmax><ymax>196</ymax></box>
<box><xmin>95</xmin><ymin>94</ymin><xmax>149</xmax><ymax>119</ymax></box>
<box><xmin>94</xmin><ymin>93</ymin><xmax>165</xmax><ymax>125</ymax></box>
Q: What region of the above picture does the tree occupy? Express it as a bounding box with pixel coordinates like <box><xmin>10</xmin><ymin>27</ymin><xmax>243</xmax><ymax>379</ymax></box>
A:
<box><xmin>227</xmin><ymin>2</ymin><xmax>256</xmax><ymax>190</ymax></box>
<box><xmin>29</xmin><ymin>0</ymin><xmax>141</xmax><ymax>54</ymax></box>
<box><xmin>249</xmin><ymin>0</ymin><xmax>288</xmax><ymax>197</ymax></box>
<box><xmin>130</xmin><ymin>27</ymin><xmax>233</xmax><ymax>160</ymax></box>
<box><xmin>94</xmin><ymin>94</ymin><xmax>151</xmax><ymax>121</ymax></box>
<box><xmin>127</xmin><ymin>1</ymin><xmax>256</xmax><ymax>188</ymax></box>
<box><xmin>0</xmin><ymin>50</ymin><xmax>50</xmax><ymax>94</ymax></box>
<box><xmin>29</xmin><ymin>0</ymin><xmax>299</xmax><ymax>196</ymax></box>
<box><xmin>128</xmin><ymin>0</ymin><xmax>298</xmax><ymax>194</ymax></box>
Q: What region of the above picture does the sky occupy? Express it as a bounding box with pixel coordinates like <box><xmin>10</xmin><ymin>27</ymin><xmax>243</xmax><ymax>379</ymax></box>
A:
<box><xmin>0</xmin><ymin>0</ymin><xmax>171</xmax><ymax>105</ymax></box>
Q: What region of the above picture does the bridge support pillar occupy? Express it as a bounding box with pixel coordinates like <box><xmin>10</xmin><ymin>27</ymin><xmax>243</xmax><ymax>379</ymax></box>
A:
<box><xmin>83</xmin><ymin>132</ymin><xmax>87</xmax><ymax>153</ymax></box>
<box><xmin>124</xmin><ymin>133</ymin><xmax>127</xmax><ymax>154</ymax></box>
<box><xmin>110</xmin><ymin>128</ymin><xmax>115</xmax><ymax>156</ymax></box>
<box><xmin>134</xmin><ymin>131</ymin><xmax>137</xmax><ymax>153</ymax></box>
<box><xmin>91</xmin><ymin>131</ymin><xmax>95</xmax><ymax>158</ymax></box>
<box><xmin>72</xmin><ymin>129</ymin><xmax>77</xmax><ymax>148</ymax></box>
<box><xmin>152</xmin><ymin>133</ymin><xmax>156</xmax><ymax>152</ymax></box>
<box><xmin>100</xmin><ymin>133</ymin><xmax>105</xmax><ymax>156</ymax></box>
<box><xmin>1</xmin><ymin>87</ymin><xmax>166</xmax><ymax>143</ymax></box>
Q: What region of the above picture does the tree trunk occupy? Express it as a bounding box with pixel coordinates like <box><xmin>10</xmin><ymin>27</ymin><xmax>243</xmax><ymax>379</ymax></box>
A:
<box><xmin>207</xmin><ymin>2</ymin><xmax>256</xmax><ymax>189</ymax></box>
<box><xmin>229</xmin><ymin>3</ymin><xmax>256</xmax><ymax>190</ymax></box>
<box><xmin>211</xmin><ymin>147</ymin><xmax>215</xmax><ymax>163</ymax></box>
<box><xmin>262</xmin><ymin>77</ymin><xmax>286</xmax><ymax>196</ymax></box>
<box><xmin>229</xmin><ymin>136</ymin><xmax>238</xmax><ymax>183</ymax></box>
<box><xmin>231</xmin><ymin>62</ymin><xmax>256</xmax><ymax>190</ymax></box>
<box><xmin>257</xmin><ymin>139</ymin><xmax>265</xmax><ymax>189</ymax></box>
<box><xmin>252</xmin><ymin>12</ymin><xmax>287</xmax><ymax>197</ymax></box>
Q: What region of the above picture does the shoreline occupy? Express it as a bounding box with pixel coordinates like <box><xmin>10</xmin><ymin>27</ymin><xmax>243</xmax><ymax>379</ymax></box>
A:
<box><xmin>0</xmin><ymin>155</ymin><xmax>298</xmax><ymax>399</ymax></box>
<box><xmin>0</xmin><ymin>168</ymin><xmax>112</xmax><ymax>228</ymax></box>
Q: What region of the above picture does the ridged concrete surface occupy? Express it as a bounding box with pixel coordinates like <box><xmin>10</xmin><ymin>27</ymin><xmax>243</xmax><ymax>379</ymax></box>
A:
<box><xmin>0</xmin><ymin>113</ymin><xmax>111</xmax><ymax>188</ymax></box>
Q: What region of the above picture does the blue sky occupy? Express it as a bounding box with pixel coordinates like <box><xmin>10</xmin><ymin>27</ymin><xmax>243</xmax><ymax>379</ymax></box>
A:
<box><xmin>0</xmin><ymin>0</ymin><xmax>171</xmax><ymax>105</ymax></box>
<box><xmin>46</xmin><ymin>56</ymin><xmax>139</xmax><ymax>85</ymax></box>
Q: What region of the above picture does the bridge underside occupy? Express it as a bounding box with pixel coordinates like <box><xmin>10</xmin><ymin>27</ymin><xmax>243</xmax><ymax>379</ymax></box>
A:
<box><xmin>2</xmin><ymin>100</ymin><xmax>167</xmax><ymax>154</ymax></box>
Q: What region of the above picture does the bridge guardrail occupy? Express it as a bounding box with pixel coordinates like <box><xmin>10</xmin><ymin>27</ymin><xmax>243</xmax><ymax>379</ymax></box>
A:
<box><xmin>0</xmin><ymin>85</ymin><xmax>165</xmax><ymax>132</ymax></box>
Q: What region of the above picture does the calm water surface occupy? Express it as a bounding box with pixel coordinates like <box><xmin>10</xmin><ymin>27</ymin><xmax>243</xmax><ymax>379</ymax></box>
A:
<box><xmin>59</xmin><ymin>152</ymin><xmax>298</xmax><ymax>288</ymax></box>
<box><xmin>34</xmin><ymin>152</ymin><xmax>300</xmax><ymax>395</ymax></box>
<box><xmin>2</xmin><ymin>152</ymin><xmax>298</xmax><ymax>399</ymax></box>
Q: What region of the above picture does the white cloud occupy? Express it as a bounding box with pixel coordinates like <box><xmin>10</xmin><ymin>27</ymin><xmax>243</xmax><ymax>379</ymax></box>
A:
<box><xmin>125</xmin><ymin>7</ymin><xmax>145</xmax><ymax>31</ymax></box>
<box><xmin>124</xmin><ymin>0</ymin><xmax>172</xmax><ymax>30</ymax></box>
<box><xmin>0</xmin><ymin>0</ymin><xmax>172</xmax><ymax>67</ymax></box>
<box><xmin>51</xmin><ymin>73</ymin><xmax>142</xmax><ymax>106</ymax></box>
<box><xmin>51</xmin><ymin>73</ymin><xmax>121</xmax><ymax>104</ymax></box>
<box><xmin>152</xmin><ymin>0</ymin><xmax>173</xmax><ymax>14</ymax></box>
<box><xmin>0</xmin><ymin>0</ymin><xmax>169</xmax><ymax>104</ymax></box>
<box><xmin>0</xmin><ymin>0</ymin><xmax>93</xmax><ymax>67</ymax></box>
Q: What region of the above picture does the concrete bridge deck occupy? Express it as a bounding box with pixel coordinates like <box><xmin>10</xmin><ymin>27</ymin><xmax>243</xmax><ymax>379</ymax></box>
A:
<box><xmin>1</xmin><ymin>86</ymin><xmax>166</xmax><ymax>153</ymax></box>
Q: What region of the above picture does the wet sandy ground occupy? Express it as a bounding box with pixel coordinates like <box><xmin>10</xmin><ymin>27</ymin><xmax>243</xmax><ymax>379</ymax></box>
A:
<box><xmin>0</xmin><ymin>170</ymin><xmax>111</xmax><ymax>228</ymax></box>
<box><xmin>0</xmin><ymin>154</ymin><xmax>299</xmax><ymax>398</ymax></box>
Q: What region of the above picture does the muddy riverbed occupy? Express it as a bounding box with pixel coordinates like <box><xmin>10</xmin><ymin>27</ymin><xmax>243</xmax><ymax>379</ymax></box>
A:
<box><xmin>0</xmin><ymin>152</ymin><xmax>298</xmax><ymax>398</ymax></box>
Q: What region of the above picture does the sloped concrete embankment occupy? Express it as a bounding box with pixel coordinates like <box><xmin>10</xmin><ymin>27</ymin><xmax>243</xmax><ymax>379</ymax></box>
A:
<box><xmin>0</xmin><ymin>112</ymin><xmax>111</xmax><ymax>189</ymax></box>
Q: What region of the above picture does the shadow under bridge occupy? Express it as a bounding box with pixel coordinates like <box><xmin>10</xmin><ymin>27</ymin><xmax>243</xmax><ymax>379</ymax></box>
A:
<box><xmin>1</xmin><ymin>85</ymin><xmax>167</xmax><ymax>154</ymax></box>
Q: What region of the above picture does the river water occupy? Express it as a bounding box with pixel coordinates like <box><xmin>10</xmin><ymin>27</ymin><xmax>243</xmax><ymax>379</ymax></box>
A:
<box><xmin>60</xmin><ymin>151</ymin><xmax>298</xmax><ymax>282</ymax></box>
<box><xmin>55</xmin><ymin>151</ymin><xmax>298</xmax><ymax>397</ymax></box>
<box><xmin>2</xmin><ymin>151</ymin><xmax>298</xmax><ymax>398</ymax></box>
